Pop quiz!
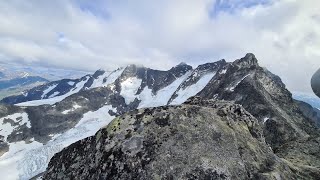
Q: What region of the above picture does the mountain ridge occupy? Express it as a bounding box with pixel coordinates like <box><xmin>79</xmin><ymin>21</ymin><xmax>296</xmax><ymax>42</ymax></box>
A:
<box><xmin>0</xmin><ymin>53</ymin><xmax>319</xmax><ymax>179</ymax></box>
<box><xmin>45</xmin><ymin>98</ymin><xmax>305</xmax><ymax>179</ymax></box>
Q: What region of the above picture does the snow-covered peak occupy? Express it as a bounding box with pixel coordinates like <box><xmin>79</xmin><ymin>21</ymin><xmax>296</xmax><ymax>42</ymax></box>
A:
<box><xmin>2</xmin><ymin>68</ymin><xmax>124</xmax><ymax>106</ymax></box>
<box><xmin>175</xmin><ymin>62</ymin><xmax>188</xmax><ymax>67</ymax></box>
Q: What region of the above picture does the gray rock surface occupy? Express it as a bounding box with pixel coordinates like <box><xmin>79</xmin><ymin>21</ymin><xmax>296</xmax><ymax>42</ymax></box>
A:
<box><xmin>311</xmin><ymin>68</ymin><xmax>320</xmax><ymax>98</ymax></box>
<box><xmin>44</xmin><ymin>101</ymin><xmax>291</xmax><ymax>179</ymax></box>
<box><xmin>295</xmin><ymin>100</ymin><xmax>320</xmax><ymax>127</ymax></box>
<box><xmin>197</xmin><ymin>54</ymin><xmax>320</xmax><ymax>152</ymax></box>
<box><xmin>45</xmin><ymin>98</ymin><xmax>309</xmax><ymax>179</ymax></box>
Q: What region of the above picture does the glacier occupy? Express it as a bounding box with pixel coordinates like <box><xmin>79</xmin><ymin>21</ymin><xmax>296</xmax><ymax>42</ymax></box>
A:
<box><xmin>0</xmin><ymin>66</ymin><xmax>220</xmax><ymax>179</ymax></box>
<box><xmin>0</xmin><ymin>105</ymin><xmax>116</xmax><ymax>180</ymax></box>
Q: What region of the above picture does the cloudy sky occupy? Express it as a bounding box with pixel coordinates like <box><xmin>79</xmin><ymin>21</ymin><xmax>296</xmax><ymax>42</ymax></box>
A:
<box><xmin>0</xmin><ymin>0</ymin><xmax>319</xmax><ymax>93</ymax></box>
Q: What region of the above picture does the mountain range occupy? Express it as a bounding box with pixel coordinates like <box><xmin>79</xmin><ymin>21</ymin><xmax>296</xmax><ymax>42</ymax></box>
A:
<box><xmin>0</xmin><ymin>53</ymin><xmax>319</xmax><ymax>179</ymax></box>
<box><xmin>0</xmin><ymin>75</ymin><xmax>48</xmax><ymax>101</ymax></box>
<box><xmin>0</xmin><ymin>63</ymin><xmax>90</xmax><ymax>101</ymax></box>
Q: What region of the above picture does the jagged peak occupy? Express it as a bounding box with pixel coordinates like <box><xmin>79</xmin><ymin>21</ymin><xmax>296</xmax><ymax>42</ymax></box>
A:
<box><xmin>233</xmin><ymin>53</ymin><xmax>259</xmax><ymax>68</ymax></box>
<box><xmin>216</xmin><ymin>59</ymin><xmax>227</xmax><ymax>64</ymax></box>
<box><xmin>96</xmin><ymin>68</ymin><xmax>105</xmax><ymax>72</ymax></box>
<box><xmin>124</xmin><ymin>64</ymin><xmax>137</xmax><ymax>69</ymax></box>
<box><xmin>128</xmin><ymin>64</ymin><xmax>148</xmax><ymax>69</ymax></box>
<box><xmin>170</xmin><ymin>62</ymin><xmax>193</xmax><ymax>72</ymax></box>
<box><xmin>245</xmin><ymin>53</ymin><xmax>256</xmax><ymax>59</ymax></box>
<box><xmin>92</xmin><ymin>69</ymin><xmax>106</xmax><ymax>78</ymax></box>
<box><xmin>198</xmin><ymin>59</ymin><xmax>227</xmax><ymax>68</ymax></box>
<box><xmin>176</xmin><ymin>62</ymin><xmax>188</xmax><ymax>66</ymax></box>
<box><xmin>122</xmin><ymin>64</ymin><xmax>146</xmax><ymax>74</ymax></box>
<box><xmin>173</xmin><ymin>62</ymin><xmax>192</xmax><ymax>68</ymax></box>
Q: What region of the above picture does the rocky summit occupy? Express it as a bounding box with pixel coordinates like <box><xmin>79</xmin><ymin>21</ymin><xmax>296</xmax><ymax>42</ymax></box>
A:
<box><xmin>44</xmin><ymin>97</ymin><xmax>318</xmax><ymax>179</ymax></box>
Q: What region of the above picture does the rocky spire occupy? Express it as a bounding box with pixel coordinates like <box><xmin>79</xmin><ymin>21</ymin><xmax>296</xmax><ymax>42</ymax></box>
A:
<box><xmin>233</xmin><ymin>53</ymin><xmax>259</xmax><ymax>68</ymax></box>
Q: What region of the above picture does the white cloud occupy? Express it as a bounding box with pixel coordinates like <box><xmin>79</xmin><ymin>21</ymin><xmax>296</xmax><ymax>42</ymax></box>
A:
<box><xmin>0</xmin><ymin>0</ymin><xmax>319</xmax><ymax>93</ymax></box>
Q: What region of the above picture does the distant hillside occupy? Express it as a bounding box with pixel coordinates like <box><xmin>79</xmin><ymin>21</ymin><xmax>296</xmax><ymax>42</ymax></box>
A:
<box><xmin>0</xmin><ymin>76</ymin><xmax>49</xmax><ymax>100</ymax></box>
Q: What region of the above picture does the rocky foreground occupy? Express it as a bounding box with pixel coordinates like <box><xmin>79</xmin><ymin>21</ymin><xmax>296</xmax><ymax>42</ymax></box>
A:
<box><xmin>44</xmin><ymin>97</ymin><xmax>320</xmax><ymax>179</ymax></box>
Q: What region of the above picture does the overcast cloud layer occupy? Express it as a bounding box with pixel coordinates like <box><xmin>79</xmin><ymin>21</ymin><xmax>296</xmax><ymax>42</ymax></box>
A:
<box><xmin>0</xmin><ymin>0</ymin><xmax>319</xmax><ymax>93</ymax></box>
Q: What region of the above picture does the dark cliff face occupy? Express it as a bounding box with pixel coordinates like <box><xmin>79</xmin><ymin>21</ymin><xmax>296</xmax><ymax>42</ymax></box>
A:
<box><xmin>311</xmin><ymin>68</ymin><xmax>320</xmax><ymax>98</ymax></box>
<box><xmin>0</xmin><ymin>104</ymin><xmax>22</xmax><ymax>118</ymax></box>
<box><xmin>197</xmin><ymin>54</ymin><xmax>319</xmax><ymax>152</ymax></box>
<box><xmin>45</xmin><ymin>98</ymin><xmax>311</xmax><ymax>180</ymax></box>
<box><xmin>119</xmin><ymin>63</ymin><xmax>193</xmax><ymax>95</ymax></box>
<box><xmin>295</xmin><ymin>100</ymin><xmax>320</xmax><ymax>127</ymax></box>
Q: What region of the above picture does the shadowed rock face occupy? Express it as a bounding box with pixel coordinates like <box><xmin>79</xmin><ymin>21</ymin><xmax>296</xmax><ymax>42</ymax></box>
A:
<box><xmin>311</xmin><ymin>68</ymin><xmax>320</xmax><ymax>98</ymax></box>
<box><xmin>295</xmin><ymin>100</ymin><xmax>320</xmax><ymax>127</ymax></box>
<box><xmin>197</xmin><ymin>54</ymin><xmax>319</xmax><ymax>152</ymax></box>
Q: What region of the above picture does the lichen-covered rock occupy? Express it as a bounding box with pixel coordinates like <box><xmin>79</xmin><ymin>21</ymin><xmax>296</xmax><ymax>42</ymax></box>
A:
<box><xmin>44</xmin><ymin>98</ymin><xmax>309</xmax><ymax>179</ymax></box>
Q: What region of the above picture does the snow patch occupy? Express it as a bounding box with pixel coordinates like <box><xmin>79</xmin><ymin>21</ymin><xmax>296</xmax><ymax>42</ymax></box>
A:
<box><xmin>62</xmin><ymin>104</ymin><xmax>82</xmax><ymax>114</ymax></box>
<box><xmin>138</xmin><ymin>72</ymin><xmax>191</xmax><ymax>108</ymax></box>
<box><xmin>41</xmin><ymin>84</ymin><xmax>57</xmax><ymax>99</ymax></box>
<box><xmin>228</xmin><ymin>74</ymin><xmax>251</xmax><ymax>92</ymax></box>
<box><xmin>91</xmin><ymin>68</ymin><xmax>124</xmax><ymax>88</ymax></box>
<box><xmin>213</xmin><ymin>94</ymin><xmax>218</xmax><ymax>100</ymax></box>
<box><xmin>170</xmin><ymin>72</ymin><xmax>216</xmax><ymax>105</ymax></box>
<box><xmin>219</xmin><ymin>69</ymin><xmax>227</xmax><ymax>74</ymax></box>
<box><xmin>103</xmin><ymin>68</ymin><xmax>125</xmax><ymax>86</ymax></box>
<box><xmin>48</xmin><ymin>91</ymin><xmax>59</xmax><ymax>98</ymax></box>
<box><xmin>16</xmin><ymin>77</ymin><xmax>90</xmax><ymax>106</ymax></box>
<box><xmin>22</xmin><ymin>73</ymin><xmax>29</xmax><ymax>78</ymax></box>
<box><xmin>263</xmin><ymin>117</ymin><xmax>269</xmax><ymax>124</ymax></box>
<box><xmin>67</xmin><ymin>81</ymin><xmax>75</xmax><ymax>86</ymax></box>
<box><xmin>22</xmin><ymin>91</ymin><xmax>28</xmax><ymax>97</ymax></box>
<box><xmin>120</xmin><ymin>77</ymin><xmax>142</xmax><ymax>105</ymax></box>
<box><xmin>0</xmin><ymin>105</ymin><xmax>115</xmax><ymax>180</ymax></box>
<box><xmin>0</xmin><ymin>113</ymin><xmax>30</xmax><ymax>141</ymax></box>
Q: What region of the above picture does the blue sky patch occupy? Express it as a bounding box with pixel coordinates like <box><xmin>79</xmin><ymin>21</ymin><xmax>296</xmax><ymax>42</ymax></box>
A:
<box><xmin>75</xmin><ymin>0</ymin><xmax>110</xmax><ymax>18</ymax></box>
<box><xmin>211</xmin><ymin>0</ymin><xmax>272</xmax><ymax>16</ymax></box>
